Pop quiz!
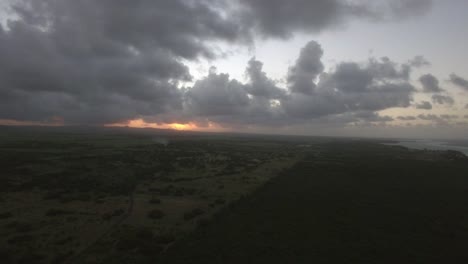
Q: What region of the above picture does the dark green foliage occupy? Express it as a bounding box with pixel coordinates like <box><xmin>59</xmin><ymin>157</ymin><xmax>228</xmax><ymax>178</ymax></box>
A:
<box><xmin>149</xmin><ymin>197</ymin><xmax>161</xmax><ymax>204</ymax></box>
<box><xmin>147</xmin><ymin>209</ymin><xmax>165</xmax><ymax>220</ymax></box>
<box><xmin>5</xmin><ymin>221</ymin><xmax>34</xmax><ymax>233</ymax></box>
<box><xmin>0</xmin><ymin>212</ymin><xmax>13</xmax><ymax>219</ymax></box>
<box><xmin>114</xmin><ymin>227</ymin><xmax>165</xmax><ymax>261</ymax></box>
<box><xmin>161</xmin><ymin>142</ymin><xmax>468</xmax><ymax>264</ymax></box>
<box><xmin>45</xmin><ymin>209</ymin><xmax>74</xmax><ymax>217</ymax></box>
<box><xmin>8</xmin><ymin>234</ymin><xmax>34</xmax><ymax>244</ymax></box>
<box><xmin>51</xmin><ymin>251</ymin><xmax>74</xmax><ymax>264</ymax></box>
<box><xmin>154</xmin><ymin>233</ymin><xmax>176</xmax><ymax>244</ymax></box>
<box><xmin>183</xmin><ymin>208</ymin><xmax>205</xmax><ymax>221</ymax></box>
<box><xmin>17</xmin><ymin>252</ymin><xmax>46</xmax><ymax>264</ymax></box>
<box><xmin>102</xmin><ymin>209</ymin><xmax>125</xmax><ymax>221</ymax></box>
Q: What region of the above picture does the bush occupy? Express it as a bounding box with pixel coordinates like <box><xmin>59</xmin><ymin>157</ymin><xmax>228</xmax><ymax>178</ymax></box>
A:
<box><xmin>147</xmin><ymin>209</ymin><xmax>165</xmax><ymax>220</ymax></box>
<box><xmin>154</xmin><ymin>233</ymin><xmax>175</xmax><ymax>244</ymax></box>
<box><xmin>102</xmin><ymin>209</ymin><xmax>125</xmax><ymax>221</ymax></box>
<box><xmin>45</xmin><ymin>209</ymin><xmax>74</xmax><ymax>217</ymax></box>
<box><xmin>183</xmin><ymin>208</ymin><xmax>205</xmax><ymax>221</ymax></box>
<box><xmin>149</xmin><ymin>198</ymin><xmax>161</xmax><ymax>204</ymax></box>
<box><xmin>0</xmin><ymin>212</ymin><xmax>13</xmax><ymax>219</ymax></box>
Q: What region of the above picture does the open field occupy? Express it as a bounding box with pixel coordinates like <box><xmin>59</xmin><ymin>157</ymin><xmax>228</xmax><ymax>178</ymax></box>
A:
<box><xmin>1</xmin><ymin>127</ymin><xmax>468</xmax><ymax>263</ymax></box>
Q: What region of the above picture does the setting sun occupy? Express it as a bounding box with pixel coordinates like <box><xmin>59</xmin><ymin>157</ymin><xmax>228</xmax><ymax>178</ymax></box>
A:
<box><xmin>170</xmin><ymin>123</ymin><xmax>190</xmax><ymax>130</ymax></box>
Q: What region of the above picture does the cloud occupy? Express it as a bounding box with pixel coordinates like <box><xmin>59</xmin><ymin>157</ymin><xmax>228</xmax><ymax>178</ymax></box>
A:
<box><xmin>185</xmin><ymin>68</ymin><xmax>250</xmax><ymax>117</ymax></box>
<box><xmin>419</xmin><ymin>74</ymin><xmax>443</xmax><ymax>93</ymax></box>
<box><xmin>418</xmin><ymin>114</ymin><xmax>439</xmax><ymax>121</ymax></box>
<box><xmin>0</xmin><ymin>0</ymin><xmax>433</xmax><ymax>127</ymax></box>
<box><xmin>155</xmin><ymin>40</ymin><xmax>418</xmax><ymax>129</ymax></box>
<box><xmin>449</xmin><ymin>74</ymin><xmax>468</xmax><ymax>91</ymax></box>
<box><xmin>418</xmin><ymin>114</ymin><xmax>458</xmax><ymax>123</ymax></box>
<box><xmin>415</xmin><ymin>101</ymin><xmax>432</xmax><ymax>110</ymax></box>
<box><xmin>408</xmin><ymin>55</ymin><xmax>430</xmax><ymax>68</ymax></box>
<box><xmin>440</xmin><ymin>114</ymin><xmax>459</xmax><ymax>120</ymax></box>
<box><xmin>282</xmin><ymin>42</ymin><xmax>415</xmax><ymax>122</ymax></box>
<box><xmin>244</xmin><ymin>58</ymin><xmax>286</xmax><ymax>99</ymax></box>
<box><xmin>287</xmin><ymin>41</ymin><xmax>324</xmax><ymax>94</ymax></box>
<box><xmin>397</xmin><ymin>116</ymin><xmax>417</xmax><ymax>121</ymax></box>
<box><xmin>0</xmin><ymin>0</ymin><xmax>253</xmax><ymax>124</ymax></box>
<box><xmin>236</xmin><ymin>0</ymin><xmax>432</xmax><ymax>38</ymax></box>
<box><xmin>432</xmin><ymin>94</ymin><xmax>455</xmax><ymax>105</ymax></box>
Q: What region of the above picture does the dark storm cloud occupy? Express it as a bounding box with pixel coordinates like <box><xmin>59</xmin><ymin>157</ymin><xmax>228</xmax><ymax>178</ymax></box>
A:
<box><xmin>432</xmin><ymin>94</ymin><xmax>455</xmax><ymax>105</ymax></box>
<box><xmin>419</xmin><ymin>74</ymin><xmax>443</xmax><ymax>93</ymax></box>
<box><xmin>0</xmin><ymin>0</ymin><xmax>433</xmax><ymax>125</ymax></box>
<box><xmin>0</xmin><ymin>0</ymin><xmax>251</xmax><ymax>124</ymax></box>
<box><xmin>185</xmin><ymin>67</ymin><xmax>250</xmax><ymax>117</ymax></box>
<box><xmin>282</xmin><ymin>51</ymin><xmax>415</xmax><ymax>120</ymax></box>
<box><xmin>415</xmin><ymin>101</ymin><xmax>432</xmax><ymax>110</ymax></box>
<box><xmin>287</xmin><ymin>41</ymin><xmax>324</xmax><ymax>94</ymax></box>
<box><xmin>244</xmin><ymin>58</ymin><xmax>286</xmax><ymax>99</ymax></box>
<box><xmin>236</xmin><ymin>0</ymin><xmax>432</xmax><ymax>38</ymax></box>
<box><xmin>185</xmin><ymin>41</ymin><xmax>416</xmax><ymax>128</ymax></box>
<box><xmin>449</xmin><ymin>74</ymin><xmax>468</xmax><ymax>91</ymax></box>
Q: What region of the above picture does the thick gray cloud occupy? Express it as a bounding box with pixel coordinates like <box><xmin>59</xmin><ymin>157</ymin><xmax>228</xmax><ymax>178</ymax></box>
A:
<box><xmin>415</xmin><ymin>101</ymin><xmax>432</xmax><ymax>110</ymax></box>
<box><xmin>185</xmin><ymin>68</ymin><xmax>250</xmax><ymax>117</ymax></box>
<box><xmin>450</xmin><ymin>74</ymin><xmax>468</xmax><ymax>91</ymax></box>
<box><xmin>0</xmin><ymin>0</ymin><xmax>434</xmax><ymax>126</ymax></box>
<box><xmin>419</xmin><ymin>74</ymin><xmax>443</xmax><ymax>93</ymax></box>
<box><xmin>236</xmin><ymin>0</ymin><xmax>432</xmax><ymax>38</ymax></box>
<box><xmin>157</xmin><ymin>40</ymin><xmax>418</xmax><ymax>129</ymax></box>
<box><xmin>432</xmin><ymin>94</ymin><xmax>455</xmax><ymax>105</ymax></box>
<box><xmin>281</xmin><ymin>42</ymin><xmax>415</xmax><ymax>124</ymax></box>
<box><xmin>244</xmin><ymin>58</ymin><xmax>286</xmax><ymax>99</ymax></box>
<box><xmin>287</xmin><ymin>41</ymin><xmax>324</xmax><ymax>94</ymax></box>
<box><xmin>0</xmin><ymin>0</ymin><xmax>250</xmax><ymax>124</ymax></box>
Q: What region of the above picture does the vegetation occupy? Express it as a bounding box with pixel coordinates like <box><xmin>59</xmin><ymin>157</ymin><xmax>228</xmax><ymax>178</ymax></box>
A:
<box><xmin>0</xmin><ymin>126</ymin><xmax>300</xmax><ymax>263</ymax></box>
<box><xmin>2</xmin><ymin>126</ymin><xmax>467</xmax><ymax>263</ymax></box>
<box><xmin>160</xmin><ymin>142</ymin><xmax>468</xmax><ymax>264</ymax></box>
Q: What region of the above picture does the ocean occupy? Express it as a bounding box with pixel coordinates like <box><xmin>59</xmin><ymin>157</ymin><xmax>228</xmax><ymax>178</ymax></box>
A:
<box><xmin>384</xmin><ymin>139</ymin><xmax>468</xmax><ymax>156</ymax></box>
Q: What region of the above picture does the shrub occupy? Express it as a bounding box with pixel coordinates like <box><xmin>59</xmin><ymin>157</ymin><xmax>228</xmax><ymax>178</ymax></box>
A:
<box><xmin>149</xmin><ymin>198</ymin><xmax>161</xmax><ymax>204</ymax></box>
<box><xmin>183</xmin><ymin>208</ymin><xmax>205</xmax><ymax>221</ymax></box>
<box><xmin>147</xmin><ymin>209</ymin><xmax>165</xmax><ymax>220</ymax></box>
<box><xmin>0</xmin><ymin>212</ymin><xmax>13</xmax><ymax>219</ymax></box>
<box><xmin>45</xmin><ymin>209</ymin><xmax>74</xmax><ymax>217</ymax></box>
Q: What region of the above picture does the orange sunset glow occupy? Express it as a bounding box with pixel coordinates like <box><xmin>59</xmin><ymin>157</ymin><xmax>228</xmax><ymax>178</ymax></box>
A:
<box><xmin>106</xmin><ymin>118</ymin><xmax>224</xmax><ymax>132</ymax></box>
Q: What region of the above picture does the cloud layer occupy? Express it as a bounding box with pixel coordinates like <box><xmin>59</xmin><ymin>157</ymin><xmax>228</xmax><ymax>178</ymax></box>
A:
<box><xmin>3</xmin><ymin>0</ymin><xmax>465</xmax><ymax>132</ymax></box>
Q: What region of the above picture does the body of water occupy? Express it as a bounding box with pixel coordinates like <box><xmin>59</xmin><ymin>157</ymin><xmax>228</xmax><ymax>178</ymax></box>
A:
<box><xmin>385</xmin><ymin>140</ymin><xmax>468</xmax><ymax>156</ymax></box>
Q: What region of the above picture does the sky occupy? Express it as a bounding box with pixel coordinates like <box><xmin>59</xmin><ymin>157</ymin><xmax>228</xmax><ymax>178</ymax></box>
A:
<box><xmin>0</xmin><ymin>0</ymin><xmax>467</xmax><ymax>139</ymax></box>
